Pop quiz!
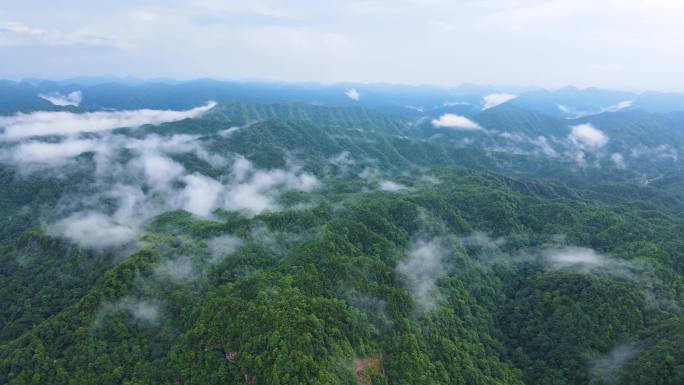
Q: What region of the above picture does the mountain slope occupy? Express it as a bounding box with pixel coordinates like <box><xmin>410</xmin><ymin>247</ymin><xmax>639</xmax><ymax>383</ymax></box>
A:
<box><xmin>0</xmin><ymin>99</ymin><xmax>682</xmax><ymax>385</ymax></box>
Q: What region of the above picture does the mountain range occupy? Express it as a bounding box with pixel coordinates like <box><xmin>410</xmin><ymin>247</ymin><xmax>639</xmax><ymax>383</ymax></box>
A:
<box><xmin>0</xmin><ymin>79</ymin><xmax>682</xmax><ymax>385</ymax></box>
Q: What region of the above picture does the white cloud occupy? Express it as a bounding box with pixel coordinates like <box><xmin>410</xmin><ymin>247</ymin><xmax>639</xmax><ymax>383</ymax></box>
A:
<box><xmin>358</xmin><ymin>167</ymin><xmax>380</xmax><ymax>180</ymax></box>
<box><xmin>154</xmin><ymin>256</ymin><xmax>196</xmax><ymax>281</ymax></box>
<box><xmin>544</xmin><ymin>246</ymin><xmax>605</xmax><ymax>269</ymax></box>
<box><xmin>420</xmin><ymin>174</ymin><xmax>440</xmax><ymax>184</ymax></box>
<box><xmin>328</xmin><ymin>150</ymin><xmax>355</xmax><ymax>174</ymax></box>
<box><xmin>206</xmin><ymin>234</ymin><xmax>244</xmax><ymax>262</ymax></box>
<box><xmin>152</xmin><ymin>234</ymin><xmax>243</xmax><ymax>283</ymax></box>
<box><xmin>0</xmin><ymin>20</ymin><xmax>129</xmax><ymax>48</ymax></box>
<box><xmin>109</xmin><ymin>184</ymin><xmax>149</xmax><ymax>228</ymax></box>
<box><xmin>180</xmin><ymin>173</ymin><xmax>223</xmax><ymax>217</ymax></box>
<box><xmin>345</xmin><ymin>88</ymin><xmax>360</xmax><ymax>101</ymax></box>
<box><xmin>398</xmin><ymin>238</ymin><xmax>447</xmax><ymax>310</ymax></box>
<box><xmin>0</xmin><ymin>101</ymin><xmax>216</xmax><ymax>140</ymax></box>
<box><xmin>557</xmin><ymin>104</ymin><xmax>572</xmax><ymax>114</ymax></box>
<box><xmin>5</xmin><ymin>139</ymin><xmax>100</xmax><ymax>165</ymax></box>
<box><xmin>219</xmin><ymin>126</ymin><xmax>241</xmax><ymax>137</ymax></box>
<box><xmin>557</xmin><ymin>104</ymin><xmax>588</xmax><ymax>119</ymax></box>
<box><xmin>461</xmin><ymin>232</ymin><xmax>506</xmax><ymax>251</ymax></box>
<box><xmin>224</xmin><ymin>157</ymin><xmax>319</xmax><ymax>214</ymax></box>
<box><xmin>630</xmin><ymin>144</ymin><xmax>678</xmax><ymax>161</ymax></box>
<box><xmin>128</xmin><ymin>301</ymin><xmax>160</xmax><ymax>323</ymax></box>
<box><xmin>603</xmin><ymin>100</ymin><xmax>634</xmax><ymax>113</ymax></box>
<box><xmin>568</xmin><ymin>123</ymin><xmax>609</xmax><ymax>148</ymax></box>
<box><xmin>38</xmin><ymin>91</ymin><xmax>82</xmax><ymax>107</ymax></box>
<box><xmin>124</xmin><ymin>133</ymin><xmax>198</xmax><ymax>154</ymax></box>
<box><xmin>53</xmin><ymin>211</ymin><xmax>136</xmax><ymax>249</ymax></box>
<box><xmin>0</xmin><ymin>132</ymin><xmax>228</xmax><ymax>176</ymax></box>
<box><xmin>482</xmin><ymin>93</ymin><xmax>517</xmax><ymax>109</ymax></box>
<box><xmin>431</xmin><ymin>113</ymin><xmax>482</xmax><ymax>130</ymax></box>
<box><xmin>2</xmin><ymin>124</ymin><xmax>320</xmax><ymax>249</ymax></box>
<box><xmin>611</xmin><ymin>153</ymin><xmax>626</xmax><ymax>168</ymax></box>
<box><xmin>540</xmin><ymin>246</ymin><xmax>639</xmax><ymax>279</ymax></box>
<box><xmin>590</xmin><ymin>342</ymin><xmax>640</xmax><ymax>384</ymax></box>
<box><xmin>559</xmin><ymin>100</ymin><xmax>634</xmax><ymax>119</ymax></box>
<box><xmin>123</xmin><ymin>133</ymin><xmax>229</xmax><ymax>169</ymax></box>
<box><xmin>0</xmin><ymin>21</ymin><xmax>37</xmax><ymax>34</ymax></box>
<box><xmin>471</xmin><ymin>238</ymin><xmax>644</xmax><ymax>280</ymax></box>
<box><xmin>496</xmin><ymin>132</ymin><xmax>561</xmax><ymax>158</ymax></box>
<box><xmin>137</xmin><ymin>152</ymin><xmax>185</xmax><ymax>189</ymax></box>
<box><xmin>98</xmin><ymin>299</ymin><xmax>161</xmax><ymax>325</ymax></box>
<box><xmin>530</xmin><ymin>135</ymin><xmax>558</xmax><ymax>157</ymax></box>
<box><xmin>223</xmin><ymin>179</ymin><xmax>272</xmax><ymax>214</ymax></box>
<box><xmin>405</xmin><ymin>105</ymin><xmax>424</xmax><ymax>112</ymax></box>
<box><xmin>378</xmin><ymin>180</ymin><xmax>407</xmax><ymax>191</ymax></box>
<box><xmin>153</xmin><ymin>236</ymin><xmax>243</xmax><ymax>284</ymax></box>
<box><xmin>128</xmin><ymin>303</ymin><xmax>159</xmax><ymax>324</ymax></box>
<box><xmin>329</xmin><ymin>150</ymin><xmax>355</xmax><ymax>166</ymax></box>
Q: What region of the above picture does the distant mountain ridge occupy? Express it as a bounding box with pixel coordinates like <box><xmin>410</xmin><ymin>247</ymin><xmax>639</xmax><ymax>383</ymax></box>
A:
<box><xmin>1</xmin><ymin>84</ymin><xmax>684</xmax><ymax>384</ymax></box>
<box><xmin>4</xmin><ymin>78</ymin><xmax>684</xmax><ymax>116</ymax></box>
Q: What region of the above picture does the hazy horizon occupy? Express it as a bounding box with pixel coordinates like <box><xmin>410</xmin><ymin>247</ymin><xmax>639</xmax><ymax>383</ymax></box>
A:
<box><xmin>2</xmin><ymin>3</ymin><xmax>684</xmax><ymax>383</ymax></box>
<box><xmin>3</xmin><ymin>0</ymin><xmax>684</xmax><ymax>92</ymax></box>
<box><xmin>5</xmin><ymin>75</ymin><xmax>684</xmax><ymax>95</ymax></box>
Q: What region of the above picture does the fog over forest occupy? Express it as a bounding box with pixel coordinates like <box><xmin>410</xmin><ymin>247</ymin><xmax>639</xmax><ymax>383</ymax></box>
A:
<box><xmin>1</xmin><ymin>1</ymin><xmax>684</xmax><ymax>385</ymax></box>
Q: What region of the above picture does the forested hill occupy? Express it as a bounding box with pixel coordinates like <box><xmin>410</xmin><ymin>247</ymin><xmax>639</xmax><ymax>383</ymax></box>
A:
<box><xmin>0</xmin><ymin>89</ymin><xmax>683</xmax><ymax>385</ymax></box>
<box><xmin>206</xmin><ymin>103</ymin><xmax>409</xmax><ymax>133</ymax></box>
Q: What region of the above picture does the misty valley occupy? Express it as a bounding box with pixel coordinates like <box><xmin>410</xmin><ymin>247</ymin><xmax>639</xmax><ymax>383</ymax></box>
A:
<box><xmin>0</xmin><ymin>80</ymin><xmax>683</xmax><ymax>385</ymax></box>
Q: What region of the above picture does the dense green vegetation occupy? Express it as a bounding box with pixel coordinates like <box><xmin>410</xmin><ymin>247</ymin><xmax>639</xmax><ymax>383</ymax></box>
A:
<box><xmin>0</xmin><ymin>94</ymin><xmax>683</xmax><ymax>384</ymax></box>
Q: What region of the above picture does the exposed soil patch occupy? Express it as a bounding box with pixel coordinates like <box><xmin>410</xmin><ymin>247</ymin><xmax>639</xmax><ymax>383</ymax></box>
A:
<box><xmin>354</xmin><ymin>356</ymin><xmax>384</xmax><ymax>385</ymax></box>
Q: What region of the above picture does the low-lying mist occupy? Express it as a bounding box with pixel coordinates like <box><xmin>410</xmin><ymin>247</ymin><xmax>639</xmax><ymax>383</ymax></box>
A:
<box><xmin>0</xmin><ymin>103</ymin><xmax>320</xmax><ymax>251</ymax></box>
<box><xmin>0</xmin><ymin>101</ymin><xmax>216</xmax><ymax>140</ymax></box>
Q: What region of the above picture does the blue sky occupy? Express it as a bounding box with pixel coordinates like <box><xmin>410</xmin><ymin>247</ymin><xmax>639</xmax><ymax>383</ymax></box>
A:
<box><xmin>2</xmin><ymin>0</ymin><xmax>684</xmax><ymax>91</ymax></box>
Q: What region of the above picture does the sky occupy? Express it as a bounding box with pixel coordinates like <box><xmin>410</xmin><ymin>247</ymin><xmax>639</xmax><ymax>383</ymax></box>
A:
<box><xmin>2</xmin><ymin>0</ymin><xmax>684</xmax><ymax>91</ymax></box>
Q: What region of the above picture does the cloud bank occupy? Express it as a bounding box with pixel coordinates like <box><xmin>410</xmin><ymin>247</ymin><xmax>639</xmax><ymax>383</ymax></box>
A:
<box><xmin>0</xmin><ymin>121</ymin><xmax>318</xmax><ymax>249</ymax></box>
<box><xmin>568</xmin><ymin>123</ymin><xmax>608</xmax><ymax>148</ymax></box>
<box><xmin>181</xmin><ymin>173</ymin><xmax>224</xmax><ymax>217</ymax></box>
<box><xmin>0</xmin><ymin>101</ymin><xmax>216</xmax><ymax>140</ymax></box>
<box><xmin>345</xmin><ymin>88</ymin><xmax>360</xmax><ymax>101</ymax></box>
<box><xmin>483</xmin><ymin>93</ymin><xmax>517</xmax><ymax>109</ymax></box>
<box><xmin>53</xmin><ymin>211</ymin><xmax>137</xmax><ymax>249</ymax></box>
<box><xmin>603</xmin><ymin>100</ymin><xmax>634</xmax><ymax>113</ymax></box>
<box><xmin>5</xmin><ymin>139</ymin><xmax>102</xmax><ymax>165</ymax></box>
<box><xmin>544</xmin><ymin>246</ymin><xmax>606</xmax><ymax>269</ymax></box>
<box><xmin>467</xmin><ymin>238</ymin><xmax>641</xmax><ymax>280</ymax></box>
<box><xmin>56</xmin><ymin>153</ymin><xmax>318</xmax><ymax>248</ymax></box>
<box><xmin>540</xmin><ymin>246</ymin><xmax>637</xmax><ymax>279</ymax></box>
<box><xmin>223</xmin><ymin>156</ymin><xmax>319</xmax><ymax>214</ymax></box>
<box><xmin>38</xmin><ymin>90</ymin><xmax>82</xmax><ymax>106</ymax></box>
<box><xmin>558</xmin><ymin>100</ymin><xmax>634</xmax><ymax>118</ymax></box>
<box><xmin>431</xmin><ymin>113</ymin><xmax>482</xmax><ymax>130</ymax></box>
